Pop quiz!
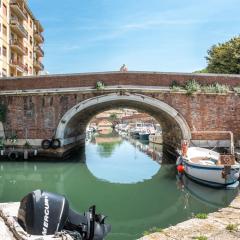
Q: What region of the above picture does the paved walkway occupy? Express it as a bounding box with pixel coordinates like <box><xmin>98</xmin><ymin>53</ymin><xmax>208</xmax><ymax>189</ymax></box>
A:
<box><xmin>139</xmin><ymin>195</ymin><xmax>240</xmax><ymax>240</ymax></box>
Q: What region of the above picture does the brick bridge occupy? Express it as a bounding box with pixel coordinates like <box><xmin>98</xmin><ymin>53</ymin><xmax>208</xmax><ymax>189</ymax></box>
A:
<box><xmin>0</xmin><ymin>71</ymin><xmax>240</xmax><ymax>157</ymax></box>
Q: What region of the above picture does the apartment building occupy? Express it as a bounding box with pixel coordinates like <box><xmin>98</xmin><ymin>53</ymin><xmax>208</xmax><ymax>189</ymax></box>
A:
<box><xmin>0</xmin><ymin>0</ymin><xmax>44</xmax><ymax>77</ymax></box>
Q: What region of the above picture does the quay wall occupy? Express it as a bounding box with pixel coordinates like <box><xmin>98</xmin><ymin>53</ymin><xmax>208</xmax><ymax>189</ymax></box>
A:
<box><xmin>139</xmin><ymin>194</ymin><xmax>240</xmax><ymax>240</ymax></box>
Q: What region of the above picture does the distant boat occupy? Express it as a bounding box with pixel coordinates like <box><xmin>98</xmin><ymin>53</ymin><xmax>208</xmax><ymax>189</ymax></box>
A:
<box><xmin>149</xmin><ymin>132</ymin><xmax>162</xmax><ymax>144</ymax></box>
<box><xmin>139</xmin><ymin>132</ymin><xmax>150</xmax><ymax>141</ymax></box>
<box><xmin>177</xmin><ymin>147</ymin><xmax>240</xmax><ymax>188</ymax></box>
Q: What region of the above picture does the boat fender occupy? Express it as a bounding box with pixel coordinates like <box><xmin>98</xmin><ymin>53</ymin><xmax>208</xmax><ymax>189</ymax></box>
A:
<box><xmin>51</xmin><ymin>138</ymin><xmax>61</xmax><ymax>149</ymax></box>
<box><xmin>233</xmin><ymin>172</ymin><xmax>240</xmax><ymax>181</ymax></box>
<box><xmin>8</xmin><ymin>151</ymin><xmax>18</xmax><ymax>160</ymax></box>
<box><xmin>41</xmin><ymin>139</ymin><xmax>51</xmax><ymax>149</ymax></box>
<box><xmin>177</xmin><ymin>164</ymin><xmax>184</xmax><ymax>173</ymax></box>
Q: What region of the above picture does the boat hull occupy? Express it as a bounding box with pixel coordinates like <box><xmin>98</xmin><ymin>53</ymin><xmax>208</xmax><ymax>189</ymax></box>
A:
<box><xmin>183</xmin><ymin>159</ymin><xmax>240</xmax><ymax>187</ymax></box>
<box><xmin>139</xmin><ymin>133</ymin><xmax>150</xmax><ymax>141</ymax></box>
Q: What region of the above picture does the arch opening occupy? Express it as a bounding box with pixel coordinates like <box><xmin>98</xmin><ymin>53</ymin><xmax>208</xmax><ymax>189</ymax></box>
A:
<box><xmin>55</xmin><ymin>93</ymin><xmax>191</xmax><ymax>148</ymax></box>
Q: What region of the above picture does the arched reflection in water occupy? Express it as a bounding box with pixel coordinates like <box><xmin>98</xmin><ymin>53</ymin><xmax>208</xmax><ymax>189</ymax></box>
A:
<box><xmin>85</xmin><ymin>137</ymin><xmax>161</xmax><ymax>184</ymax></box>
<box><xmin>0</xmin><ymin>136</ymin><xmax>238</xmax><ymax>240</ymax></box>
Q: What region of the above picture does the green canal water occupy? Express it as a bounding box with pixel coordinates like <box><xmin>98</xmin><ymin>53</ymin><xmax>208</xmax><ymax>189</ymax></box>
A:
<box><xmin>0</xmin><ymin>136</ymin><xmax>238</xmax><ymax>240</ymax></box>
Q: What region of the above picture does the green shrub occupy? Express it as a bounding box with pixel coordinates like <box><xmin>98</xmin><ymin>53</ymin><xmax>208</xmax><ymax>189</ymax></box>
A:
<box><xmin>184</xmin><ymin>79</ymin><xmax>201</xmax><ymax>95</ymax></box>
<box><xmin>201</xmin><ymin>83</ymin><xmax>229</xmax><ymax>93</ymax></box>
<box><xmin>226</xmin><ymin>223</ymin><xmax>238</xmax><ymax>232</ymax></box>
<box><xmin>193</xmin><ymin>236</ymin><xmax>208</xmax><ymax>240</ymax></box>
<box><xmin>170</xmin><ymin>80</ymin><xmax>183</xmax><ymax>92</ymax></box>
<box><xmin>142</xmin><ymin>226</ymin><xmax>163</xmax><ymax>236</ymax></box>
<box><xmin>195</xmin><ymin>213</ymin><xmax>208</xmax><ymax>219</ymax></box>
<box><xmin>24</xmin><ymin>141</ymin><xmax>31</xmax><ymax>149</ymax></box>
<box><xmin>96</xmin><ymin>81</ymin><xmax>105</xmax><ymax>90</ymax></box>
<box><xmin>234</xmin><ymin>86</ymin><xmax>240</xmax><ymax>94</ymax></box>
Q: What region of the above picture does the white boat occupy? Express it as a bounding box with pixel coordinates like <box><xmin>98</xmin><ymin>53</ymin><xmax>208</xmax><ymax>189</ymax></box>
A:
<box><xmin>149</xmin><ymin>132</ymin><xmax>162</xmax><ymax>144</ymax></box>
<box><xmin>177</xmin><ymin>147</ymin><xmax>240</xmax><ymax>188</ymax></box>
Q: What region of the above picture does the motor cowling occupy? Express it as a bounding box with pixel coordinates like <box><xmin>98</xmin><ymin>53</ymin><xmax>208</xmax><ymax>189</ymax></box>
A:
<box><xmin>18</xmin><ymin>190</ymin><xmax>111</xmax><ymax>240</ymax></box>
<box><xmin>18</xmin><ymin>190</ymin><xmax>69</xmax><ymax>235</ymax></box>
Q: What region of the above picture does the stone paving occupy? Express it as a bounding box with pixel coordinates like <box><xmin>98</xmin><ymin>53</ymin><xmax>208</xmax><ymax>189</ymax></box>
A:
<box><xmin>139</xmin><ymin>195</ymin><xmax>240</xmax><ymax>240</ymax></box>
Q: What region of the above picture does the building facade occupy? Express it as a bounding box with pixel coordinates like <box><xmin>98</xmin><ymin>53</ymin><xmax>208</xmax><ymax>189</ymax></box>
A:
<box><xmin>0</xmin><ymin>0</ymin><xmax>44</xmax><ymax>77</ymax></box>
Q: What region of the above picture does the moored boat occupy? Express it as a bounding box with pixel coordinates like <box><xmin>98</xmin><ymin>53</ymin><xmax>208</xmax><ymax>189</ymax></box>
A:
<box><xmin>177</xmin><ymin>147</ymin><xmax>240</xmax><ymax>188</ymax></box>
<box><xmin>149</xmin><ymin>132</ymin><xmax>162</xmax><ymax>144</ymax></box>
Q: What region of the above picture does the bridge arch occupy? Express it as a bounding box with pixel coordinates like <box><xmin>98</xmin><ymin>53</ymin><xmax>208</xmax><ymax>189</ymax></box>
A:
<box><xmin>55</xmin><ymin>93</ymin><xmax>191</xmax><ymax>147</ymax></box>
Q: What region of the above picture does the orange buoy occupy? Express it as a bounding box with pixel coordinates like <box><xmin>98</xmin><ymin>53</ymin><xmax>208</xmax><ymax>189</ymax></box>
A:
<box><xmin>177</xmin><ymin>164</ymin><xmax>185</xmax><ymax>173</ymax></box>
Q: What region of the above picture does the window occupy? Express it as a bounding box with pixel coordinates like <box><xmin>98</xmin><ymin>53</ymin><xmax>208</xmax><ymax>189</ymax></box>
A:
<box><xmin>2</xmin><ymin>46</ymin><xmax>7</xmax><ymax>57</ymax></box>
<box><xmin>30</xmin><ymin>36</ymin><xmax>32</xmax><ymax>45</ymax></box>
<box><xmin>30</xmin><ymin>51</ymin><xmax>32</xmax><ymax>59</ymax></box>
<box><xmin>3</xmin><ymin>3</ymin><xmax>7</xmax><ymax>17</ymax></box>
<box><xmin>3</xmin><ymin>25</ymin><xmax>7</xmax><ymax>36</ymax></box>
<box><xmin>30</xmin><ymin>20</ymin><xmax>33</xmax><ymax>28</ymax></box>
<box><xmin>29</xmin><ymin>66</ymin><xmax>32</xmax><ymax>74</ymax></box>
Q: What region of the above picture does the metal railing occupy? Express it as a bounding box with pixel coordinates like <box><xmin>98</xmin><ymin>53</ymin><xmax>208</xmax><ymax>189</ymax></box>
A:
<box><xmin>10</xmin><ymin>59</ymin><xmax>25</xmax><ymax>70</ymax></box>
<box><xmin>34</xmin><ymin>32</ymin><xmax>44</xmax><ymax>42</ymax></box>
<box><xmin>34</xmin><ymin>60</ymin><xmax>44</xmax><ymax>70</ymax></box>
<box><xmin>34</xmin><ymin>45</ymin><xmax>44</xmax><ymax>56</ymax></box>
<box><xmin>10</xmin><ymin>0</ymin><xmax>24</xmax><ymax>12</ymax></box>
<box><xmin>10</xmin><ymin>39</ymin><xmax>25</xmax><ymax>51</ymax></box>
<box><xmin>10</xmin><ymin>17</ymin><xmax>28</xmax><ymax>37</ymax></box>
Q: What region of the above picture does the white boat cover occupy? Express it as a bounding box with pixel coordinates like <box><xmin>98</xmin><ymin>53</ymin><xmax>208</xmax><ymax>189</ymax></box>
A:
<box><xmin>0</xmin><ymin>202</ymin><xmax>74</xmax><ymax>240</ymax></box>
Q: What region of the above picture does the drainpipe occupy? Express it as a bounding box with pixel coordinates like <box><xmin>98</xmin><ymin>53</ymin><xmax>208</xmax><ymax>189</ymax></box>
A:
<box><xmin>191</xmin><ymin>131</ymin><xmax>234</xmax><ymax>155</ymax></box>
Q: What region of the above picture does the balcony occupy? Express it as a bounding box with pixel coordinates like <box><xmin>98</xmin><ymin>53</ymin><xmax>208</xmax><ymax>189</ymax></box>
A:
<box><xmin>34</xmin><ymin>32</ymin><xmax>44</xmax><ymax>43</ymax></box>
<box><xmin>10</xmin><ymin>18</ymin><xmax>28</xmax><ymax>38</ymax></box>
<box><xmin>34</xmin><ymin>59</ymin><xmax>44</xmax><ymax>71</ymax></box>
<box><xmin>10</xmin><ymin>59</ymin><xmax>25</xmax><ymax>73</ymax></box>
<box><xmin>34</xmin><ymin>45</ymin><xmax>44</xmax><ymax>57</ymax></box>
<box><xmin>10</xmin><ymin>0</ymin><xmax>27</xmax><ymax>20</ymax></box>
<box><xmin>10</xmin><ymin>39</ymin><xmax>26</xmax><ymax>55</ymax></box>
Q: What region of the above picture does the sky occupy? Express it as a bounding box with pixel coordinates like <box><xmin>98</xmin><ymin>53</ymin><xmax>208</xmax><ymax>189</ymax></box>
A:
<box><xmin>29</xmin><ymin>0</ymin><xmax>240</xmax><ymax>74</ymax></box>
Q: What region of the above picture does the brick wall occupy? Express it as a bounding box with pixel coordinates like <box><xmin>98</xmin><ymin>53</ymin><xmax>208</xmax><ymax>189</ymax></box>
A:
<box><xmin>2</xmin><ymin>90</ymin><xmax>240</xmax><ymax>146</ymax></box>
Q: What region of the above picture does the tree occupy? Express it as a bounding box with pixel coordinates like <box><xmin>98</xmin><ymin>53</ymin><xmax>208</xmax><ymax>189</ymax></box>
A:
<box><xmin>205</xmin><ymin>36</ymin><xmax>240</xmax><ymax>74</ymax></box>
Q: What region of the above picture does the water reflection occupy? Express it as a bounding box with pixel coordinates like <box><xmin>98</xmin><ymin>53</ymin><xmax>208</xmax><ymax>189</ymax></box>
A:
<box><xmin>177</xmin><ymin>175</ymin><xmax>239</xmax><ymax>208</ymax></box>
<box><xmin>0</xmin><ymin>133</ymin><xmax>238</xmax><ymax>240</ymax></box>
<box><xmin>86</xmin><ymin>136</ymin><xmax>160</xmax><ymax>184</ymax></box>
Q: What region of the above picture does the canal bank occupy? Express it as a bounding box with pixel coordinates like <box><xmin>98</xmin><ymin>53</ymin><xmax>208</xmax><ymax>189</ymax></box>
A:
<box><xmin>139</xmin><ymin>194</ymin><xmax>240</xmax><ymax>240</ymax></box>
<box><xmin>1</xmin><ymin>194</ymin><xmax>240</xmax><ymax>239</ymax></box>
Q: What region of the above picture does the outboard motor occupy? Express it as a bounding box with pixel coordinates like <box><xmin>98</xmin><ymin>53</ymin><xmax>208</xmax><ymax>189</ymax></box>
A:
<box><xmin>18</xmin><ymin>190</ymin><xmax>111</xmax><ymax>240</ymax></box>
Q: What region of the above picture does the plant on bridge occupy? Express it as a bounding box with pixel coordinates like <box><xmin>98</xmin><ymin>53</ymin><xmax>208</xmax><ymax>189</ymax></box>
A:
<box><xmin>184</xmin><ymin>79</ymin><xmax>201</xmax><ymax>95</ymax></box>
<box><xmin>170</xmin><ymin>80</ymin><xmax>183</xmax><ymax>92</ymax></box>
<box><xmin>201</xmin><ymin>83</ymin><xmax>230</xmax><ymax>93</ymax></box>
<box><xmin>234</xmin><ymin>86</ymin><xmax>240</xmax><ymax>94</ymax></box>
<box><xmin>96</xmin><ymin>81</ymin><xmax>105</xmax><ymax>90</ymax></box>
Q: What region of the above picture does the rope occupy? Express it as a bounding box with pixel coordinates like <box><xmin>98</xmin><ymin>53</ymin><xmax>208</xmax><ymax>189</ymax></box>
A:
<box><xmin>62</xmin><ymin>230</ymin><xmax>83</xmax><ymax>240</ymax></box>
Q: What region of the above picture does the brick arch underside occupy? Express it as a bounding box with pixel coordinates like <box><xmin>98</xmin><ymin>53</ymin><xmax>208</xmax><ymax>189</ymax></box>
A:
<box><xmin>55</xmin><ymin>94</ymin><xmax>191</xmax><ymax>148</ymax></box>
